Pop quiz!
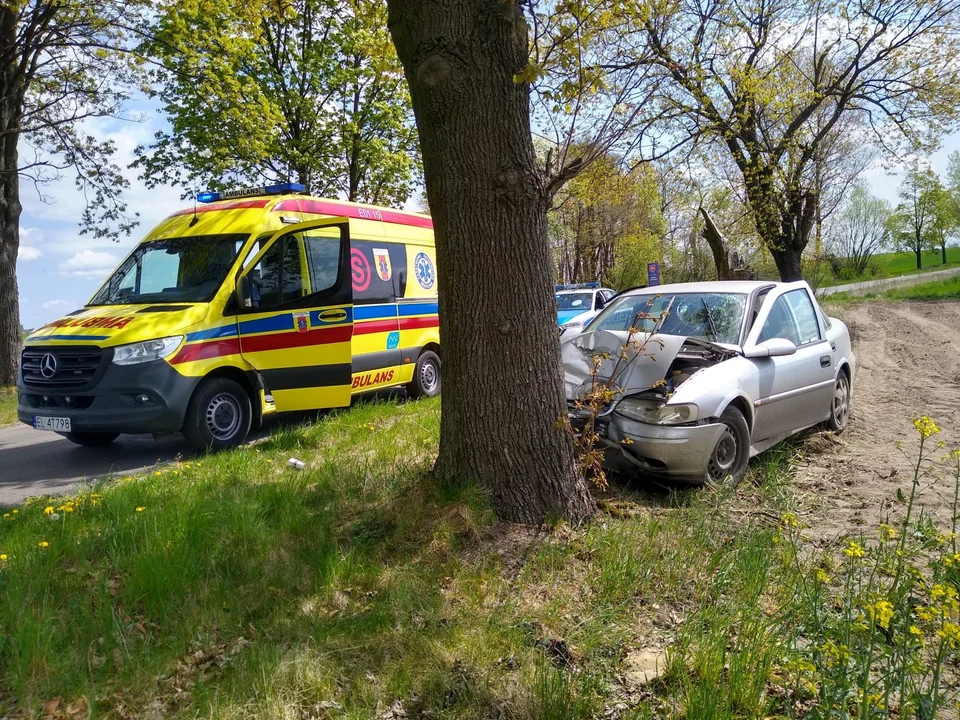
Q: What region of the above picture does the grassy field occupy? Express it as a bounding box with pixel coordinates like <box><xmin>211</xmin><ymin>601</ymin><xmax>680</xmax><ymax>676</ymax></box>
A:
<box><xmin>0</xmin><ymin>387</ymin><xmax>16</xmax><ymax>427</ymax></box>
<box><xmin>0</xmin><ymin>398</ymin><xmax>957</xmax><ymax>718</ymax></box>
<box><xmin>799</xmin><ymin>247</ymin><xmax>960</xmax><ymax>288</ymax></box>
<box><xmin>827</xmin><ymin>273</ymin><xmax>960</xmax><ymax>303</ymax></box>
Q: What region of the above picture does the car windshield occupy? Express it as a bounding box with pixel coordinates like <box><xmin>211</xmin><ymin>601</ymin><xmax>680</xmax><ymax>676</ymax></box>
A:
<box><xmin>590</xmin><ymin>292</ymin><xmax>747</xmax><ymax>345</ymax></box>
<box><xmin>89</xmin><ymin>235</ymin><xmax>247</xmax><ymax>306</ymax></box>
<box><xmin>556</xmin><ymin>292</ymin><xmax>593</xmax><ymax>311</ymax></box>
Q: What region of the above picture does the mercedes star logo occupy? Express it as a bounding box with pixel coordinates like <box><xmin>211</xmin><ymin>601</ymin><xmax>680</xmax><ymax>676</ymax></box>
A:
<box><xmin>39</xmin><ymin>353</ymin><xmax>57</xmax><ymax>379</ymax></box>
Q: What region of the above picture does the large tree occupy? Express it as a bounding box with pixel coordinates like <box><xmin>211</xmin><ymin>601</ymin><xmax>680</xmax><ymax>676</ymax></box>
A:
<box><xmin>888</xmin><ymin>162</ymin><xmax>941</xmax><ymax>270</ymax></box>
<box><xmin>631</xmin><ymin>0</ymin><xmax>960</xmax><ymax>281</ymax></box>
<box><xmin>386</xmin><ymin>0</ymin><xmax>595</xmax><ymax>523</ymax></box>
<box><xmin>136</xmin><ymin>0</ymin><xmax>420</xmax><ymax>205</ymax></box>
<box><xmin>827</xmin><ymin>186</ymin><xmax>891</xmax><ymax>277</ymax></box>
<box><xmin>1</xmin><ymin>0</ymin><xmax>141</xmax><ymax>386</ymax></box>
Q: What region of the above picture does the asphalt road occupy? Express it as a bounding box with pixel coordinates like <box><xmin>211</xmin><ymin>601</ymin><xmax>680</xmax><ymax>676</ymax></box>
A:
<box><xmin>0</xmin><ymin>424</ymin><xmax>199</xmax><ymax>506</ymax></box>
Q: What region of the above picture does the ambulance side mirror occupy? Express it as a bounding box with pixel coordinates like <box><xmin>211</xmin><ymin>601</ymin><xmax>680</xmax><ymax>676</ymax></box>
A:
<box><xmin>236</xmin><ymin>276</ymin><xmax>253</xmax><ymax>309</ymax></box>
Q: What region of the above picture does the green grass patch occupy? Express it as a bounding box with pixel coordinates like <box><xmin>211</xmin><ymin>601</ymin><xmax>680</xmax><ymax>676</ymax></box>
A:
<box><xmin>0</xmin><ymin>399</ymin><xmax>956</xmax><ymax>717</ymax></box>
<box><xmin>0</xmin><ymin>387</ymin><xmax>16</xmax><ymax>427</ymax></box>
<box><xmin>825</xmin><ymin>273</ymin><xmax>960</xmax><ymax>304</ymax></box>
<box><xmin>806</xmin><ymin>247</ymin><xmax>960</xmax><ymax>288</ymax></box>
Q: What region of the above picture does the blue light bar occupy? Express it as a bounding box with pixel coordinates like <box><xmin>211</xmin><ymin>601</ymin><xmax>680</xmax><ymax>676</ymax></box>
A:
<box><xmin>196</xmin><ymin>182</ymin><xmax>307</xmax><ymax>203</ymax></box>
<box><xmin>555</xmin><ymin>282</ymin><xmax>600</xmax><ymax>291</ymax></box>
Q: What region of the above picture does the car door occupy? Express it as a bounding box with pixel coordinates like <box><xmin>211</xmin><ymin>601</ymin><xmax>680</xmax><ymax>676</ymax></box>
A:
<box><xmin>235</xmin><ymin>218</ymin><xmax>353</xmax><ymax>412</ymax></box>
<box><xmin>748</xmin><ymin>285</ymin><xmax>836</xmax><ymax>442</ymax></box>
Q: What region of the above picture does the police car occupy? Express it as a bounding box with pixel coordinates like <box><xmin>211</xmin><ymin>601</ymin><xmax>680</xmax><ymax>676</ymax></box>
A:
<box><xmin>556</xmin><ymin>283</ymin><xmax>615</xmax><ymax>334</ymax></box>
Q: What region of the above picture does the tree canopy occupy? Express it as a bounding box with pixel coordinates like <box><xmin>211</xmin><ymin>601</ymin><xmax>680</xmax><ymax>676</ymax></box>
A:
<box><xmin>135</xmin><ymin>0</ymin><xmax>420</xmax><ymax>205</ymax></box>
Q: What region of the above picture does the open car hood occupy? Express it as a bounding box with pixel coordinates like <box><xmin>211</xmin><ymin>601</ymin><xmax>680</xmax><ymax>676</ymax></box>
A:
<box><xmin>562</xmin><ymin>330</ymin><xmax>734</xmax><ymax>400</ymax></box>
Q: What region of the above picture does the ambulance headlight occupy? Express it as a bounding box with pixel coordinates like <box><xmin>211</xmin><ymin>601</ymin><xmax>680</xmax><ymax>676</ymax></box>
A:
<box><xmin>112</xmin><ymin>336</ymin><xmax>184</xmax><ymax>365</ymax></box>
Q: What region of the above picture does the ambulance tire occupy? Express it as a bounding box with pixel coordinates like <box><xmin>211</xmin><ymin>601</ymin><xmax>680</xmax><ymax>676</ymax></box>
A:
<box><xmin>183</xmin><ymin>378</ymin><xmax>252</xmax><ymax>451</ymax></box>
<box><xmin>64</xmin><ymin>432</ymin><xmax>119</xmax><ymax>447</ymax></box>
<box><xmin>406</xmin><ymin>350</ymin><xmax>441</xmax><ymax>399</ymax></box>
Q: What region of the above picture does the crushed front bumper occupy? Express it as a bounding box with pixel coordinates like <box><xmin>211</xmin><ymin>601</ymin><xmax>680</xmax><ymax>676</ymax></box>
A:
<box><xmin>595</xmin><ymin>413</ymin><xmax>726</xmax><ymax>483</ymax></box>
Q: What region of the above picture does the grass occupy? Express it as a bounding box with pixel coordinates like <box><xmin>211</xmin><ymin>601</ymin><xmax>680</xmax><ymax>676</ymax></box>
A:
<box><xmin>0</xmin><ymin>387</ymin><xmax>16</xmax><ymax>427</ymax></box>
<box><xmin>826</xmin><ymin>273</ymin><xmax>960</xmax><ymax>303</ymax></box>
<box><xmin>798</xmin><ymin>247</ymin><xmax>960</xmax><ymax>288</ymax></box>
<box><xmin>0</xmin><ymin>399</ymin><xmax>957</xmax><ymax>718</ymax></box>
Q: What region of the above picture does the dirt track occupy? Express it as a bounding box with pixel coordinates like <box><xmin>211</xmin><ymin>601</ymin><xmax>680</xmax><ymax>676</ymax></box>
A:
<box><xmin>796</xmin><ymin>300</ymin><xmax>960</xmax><ymax>540</ymax></box>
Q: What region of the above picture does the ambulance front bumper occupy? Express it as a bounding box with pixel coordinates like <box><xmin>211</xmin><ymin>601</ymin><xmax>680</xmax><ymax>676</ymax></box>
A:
<box><xmin>17</xmin><ymin>357</ymin><xmax>199</xmax><ymax>435</ymax></box>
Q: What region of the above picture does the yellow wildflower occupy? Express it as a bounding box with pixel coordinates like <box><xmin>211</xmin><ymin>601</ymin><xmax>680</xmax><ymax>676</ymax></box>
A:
<box><xmin>11</xmin><ymin>510</ymin><xmax>16</xmax><ymax>514</ymax></box>
<box><xmin>38</xmin><ymin>541</ymin><xmax>49</xmax><ymax>548</ymax></box>
<box><xmin>0</xmin><ymin>554</ymin><xmax>7</xmax><ymax>561</ymax></box>
<box><xmin>913</xmin><ymin>416</ymin><xmax>941</xmax><ymax>439</ymax></box>
<box><xmin>937</xmin><ymin>621</ymin><xmax>960</xmax><ymax>647</ymax></box>
<box><xmin>909</xmin><ymin>625</ymin><xmax>923</xmax><ymax>638</ymax></box>
<box><xmin>64</xmin><ymin>506</ymin><xmax>74</xmax><ymax>513</ymax></box>
<box><xmin>879</xmin><ymin>524</ymin><xmax>897</xmax><ymax>541</ymax></box>
<box><xmin>781</xmin><ymin>512</ymin><xmax>799</xmax><ymax>528</ymax></box>
<box><xmin>3</xmin><ymin>513</ymin><xmax>9</xmax><ymax>519</ymax></box>
<box><xmin>815</xmin><ymin>568</ymin><xmax>832</xmax><ymax>584</ymax></box>
<box><xmin>154</xmin><ymin>471</ymin><xmax>162</xmax><ymax>476</ymax></box>
<box><xmin>43</xmin><ymin>506</ymin><xmax>54</xmax><ymax>515</ymax></box>
<box><xmin>866</xmin><ymin>600</ymin><xmax>895</xmax><ymax>629</ymax></box>
<box><xmin>135</xmin><ymin>507</ymin><xmax>145</xmax><ymax>513</ymax></box>
<box><xmin>843</xmin><ymin>540</ymin><xmax>866</xmax><ymax>558</ymax></box>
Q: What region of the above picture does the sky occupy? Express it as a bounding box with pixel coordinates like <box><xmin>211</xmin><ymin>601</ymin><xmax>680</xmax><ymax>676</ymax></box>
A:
<box><xmin>13</xmin><ymin>96</ymin><xmax>960</xmax><ymax>330</ymax></box>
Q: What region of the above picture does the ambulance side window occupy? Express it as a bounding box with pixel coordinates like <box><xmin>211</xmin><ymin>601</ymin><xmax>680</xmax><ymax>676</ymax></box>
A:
<box><xmin>249</xmin><ymin>236</ymin><xmax>304</xmax><ymax>309</ymax></box>
<box><xmin>303</xmin><ymin>231</ymin><xmax>340</xmax><ymax>294</ymax></box>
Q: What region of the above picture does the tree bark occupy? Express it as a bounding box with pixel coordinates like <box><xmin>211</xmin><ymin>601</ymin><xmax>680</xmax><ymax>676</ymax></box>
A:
<box><xmin>386</xmin><ymin>0</ymin><xmax>595</xmax><ymax>524</ymax></box>
<box><xmin>699</xmin><ymin>207</ymin><xmax>733</xmax><ymax>280</ymax></box>
<box><xmin>941</xmin><ymin>242</ymin><xmax>947</xmax><ymax>265</ymax></box>
<box><xmin>0</xmin><ymin>5</ymin><xmax>23</xmax><ymax>387</ymax></box>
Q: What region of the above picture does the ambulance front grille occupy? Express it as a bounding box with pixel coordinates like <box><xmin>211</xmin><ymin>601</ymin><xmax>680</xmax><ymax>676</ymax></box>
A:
<box><xmin>21</xmin><ymin>346</ymin><xmax>104</xmax><ymax>390</ymax></box>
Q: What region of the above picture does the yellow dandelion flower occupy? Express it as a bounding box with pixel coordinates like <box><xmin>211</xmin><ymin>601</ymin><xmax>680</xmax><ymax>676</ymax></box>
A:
<box><xmin>135</xmin><ymin>507</ymin><xmax>145</xmax><ymax>513</ymax></box>
<box><xmin>843</xmin><ymin>540</ymin><xmax>866</xmax><ymax>558</ymax></box>
<box><xmin>3</xmin><ymin>513</ymin><xmax>9</xmax><ymax>519</ymax></box>
<box><xmin>12</xmin><ymin>510</ymin><xmax>17</xmax><ymax>514</ymax></box>
<box><xmin>43</xmin><ymin>506</ymin><xmax>54</xmax><ymax>515</ymax></box>
<box><xmin>816</xmin><ymin>568</ymin><xmax>832</xmax><ymax>584</ymax></box>
<box><xmin>913</xmin><ymin>416</ymin><xmax>941</xmax><ymax>439</ymax></box>
<box><xmin>866</xmin><ymin>600</ymin><xmax>894</xmax><ymax>629</ymax></box>
<box><xmin>64</xmin><ymin>506</ymin><xmax>74</xmax><ymax>513</ymax></box>
<box><xmin>0</xmin><ymin>554</ymin><xmax>7</xmax><ymax>561</ymax></box>
<box><xmin>154</xmin><ymin>470</ymin><xmax>162</xmax><ymax>476</ymax></box>
<box><xmin>909</xmin><ymin>625</ymin><xmax>923</xmax><ymax>637</ymax></box>
<box><xmin>38</xmin><ymin>541</ymin><xmax>49</xmax><ymax>548</ymax></box>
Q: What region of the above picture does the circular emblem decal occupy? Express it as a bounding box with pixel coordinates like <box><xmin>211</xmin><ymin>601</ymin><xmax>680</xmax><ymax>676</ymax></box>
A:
<box><xmin>351</xmin><ymin>248</ymin><xmax>371</xmax><ymax>292</ymax></box>
<box><xmin>40</xmin><ymin>353</ymin><xmax>57</xmax><ymax>379</ymax></box>
<box><xmin>414</xmin><ymin>252</ymin><xmax>435</xmax><ymax>290</ymax></box>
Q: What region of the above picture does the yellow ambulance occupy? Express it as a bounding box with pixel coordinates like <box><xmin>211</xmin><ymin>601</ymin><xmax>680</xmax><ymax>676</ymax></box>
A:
<box><xmin>17</xmin><ymin>183</ymin><xmax>441</xmax><ymax>449</ymax></box>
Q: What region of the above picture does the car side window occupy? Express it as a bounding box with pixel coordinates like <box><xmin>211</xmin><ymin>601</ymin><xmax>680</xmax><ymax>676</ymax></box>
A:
<box><xmin>783</xmin><ymin>289</ymin><xmax>821</xmax><ymax>344</ymax></box>
<box><xmin>757</xmin><ymin>295</ymin><xmax>801</xmax><ymax>345</ymax></box>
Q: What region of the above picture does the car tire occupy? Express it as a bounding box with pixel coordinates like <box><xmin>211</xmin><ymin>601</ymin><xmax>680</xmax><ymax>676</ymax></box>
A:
<box><xmin>826</xmin><ymin>370</ymin><xmax>851</xmax><ymax>433</ymax></box>
<box><xmin>406</xmin><ymin>350</ymin><xmax>441</xmax><ymax>399</ymax></box>
<box><xmin>182</xmin><ymin>378</ymin><xmax>252</xmax><ymax>451</ymax></box>
<box><xmin>64</xmin><ymin>432</ymin><xmax>119</xmax><ymax>447</ymax></box>
<box><xmin>704</xmin><ymin>406</ymin><xmax>750</xmax><ymax>485</ymax></box>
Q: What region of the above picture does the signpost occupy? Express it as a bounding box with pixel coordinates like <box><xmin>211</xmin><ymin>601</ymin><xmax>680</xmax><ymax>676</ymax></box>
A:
<box><xmin>647</xmin><ymin>261</ymin><xmax>661</xmax><ymax>286</ymax></box>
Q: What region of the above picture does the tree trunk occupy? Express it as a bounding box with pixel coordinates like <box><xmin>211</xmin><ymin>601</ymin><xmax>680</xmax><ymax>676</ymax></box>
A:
<box><xmin>0</xmin><ymin>5</ymin><xmax>23</xmax><ymax>387</ymax></box>
<box><xmin>386</xmin><ymin>0</ymin><xmax>595</xmax><ymax>524</ymax></box>
<box><xmin>942</xmin><ymin>242</ymin><xmax>947</xmax><ymax>265</ymax></box>
<box><xmin>770</xmin><ymin>248</ymin><xmax>803</xmax><ymax>282</ymax></box>
<box><xmin>915</xmin><ymin>246</ymin><xmax>922</xmax><ymax>270</ymax></box>
<box><xmin>699</xmin><ymin>207</ymin><xmax>733</xmax><ymax>280</ymax></box>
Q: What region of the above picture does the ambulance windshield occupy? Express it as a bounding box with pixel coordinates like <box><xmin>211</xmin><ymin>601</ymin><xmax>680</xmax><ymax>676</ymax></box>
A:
<box><xmin>89</xmin><ymin>234</ymin><xmax>247</xmax><ymax>306</ymax></box>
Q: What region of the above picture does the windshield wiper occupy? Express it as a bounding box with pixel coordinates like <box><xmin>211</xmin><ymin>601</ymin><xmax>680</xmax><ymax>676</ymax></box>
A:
<box><xmin>701</xmin><ymin>298</ymin><xmax>719</xmax><ymax>341</ymax></box>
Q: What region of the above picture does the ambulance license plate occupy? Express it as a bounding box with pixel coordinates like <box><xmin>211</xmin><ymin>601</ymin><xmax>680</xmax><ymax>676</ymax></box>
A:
<box><xmin>34</xmin><ymin>416</ymin><xmax>71</xmax><ymax>432</ymax></box>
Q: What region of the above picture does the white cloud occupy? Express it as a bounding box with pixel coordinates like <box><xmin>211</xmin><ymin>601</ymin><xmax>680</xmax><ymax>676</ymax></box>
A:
<box><xmin>42</xmin><ymin>299</ymin><xmax>73</xmax><ymax>312</ymax></box>
<box><xmin>59</xmin><ymin>249</ymin><xmax>120</xmax><ymax>278</ymax></box>
<box><xmin>17</xmin><ymin>245</ymin><xmax>41</xmax><ymax>261</ymax></box>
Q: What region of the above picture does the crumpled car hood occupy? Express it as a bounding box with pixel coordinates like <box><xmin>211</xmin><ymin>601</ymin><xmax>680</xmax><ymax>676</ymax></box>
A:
<box><xmin>562</xmin><ymin>330</ymin><xmax>731</xmax><ymax>400</ymax></box>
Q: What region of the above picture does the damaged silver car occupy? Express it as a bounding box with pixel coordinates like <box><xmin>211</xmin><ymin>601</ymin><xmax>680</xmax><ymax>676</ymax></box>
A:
<box><xmin>562</xmin><ymin>281</ymin><xmax>855</xmax><ymax>484</ymax></box>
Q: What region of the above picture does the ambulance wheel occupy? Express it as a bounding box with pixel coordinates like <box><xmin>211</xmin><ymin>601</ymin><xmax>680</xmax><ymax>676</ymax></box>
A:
<box><xmin>407</xmin><ymin>350</ymin><xmax>441</xmax><ymax>399</ymax></box>
<box><xmin>183</xmin><ymin>378</ymin><xmax>252</xmax><ymax>451</ymax></box>
<box><xmin>64</xmin><ymin>432</ymin><xmax>119</xmax><ymax>447</ymax></box>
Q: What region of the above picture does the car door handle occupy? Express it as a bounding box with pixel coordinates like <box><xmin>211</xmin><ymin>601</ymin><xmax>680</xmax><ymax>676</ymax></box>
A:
<box><xmin>820</xmin><ymin>355</ymin><xmax>831</xmax><ymax>368</ymax></box>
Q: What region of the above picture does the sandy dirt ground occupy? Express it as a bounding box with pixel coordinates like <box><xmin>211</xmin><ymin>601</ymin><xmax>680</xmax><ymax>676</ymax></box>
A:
<box><xmin>795</xmin><ymin>300</ymin><xmax>960</xmax><ymax>541</ymax></box>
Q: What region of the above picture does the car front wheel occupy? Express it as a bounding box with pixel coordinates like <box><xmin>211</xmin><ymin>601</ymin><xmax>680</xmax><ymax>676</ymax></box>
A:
<box><xmin>704</xmin><ymin>406</ymin><xmax>750</xmax><ymax>485</ymax></box>
<box><xmin>182</xmin><ymin>378</ymin><xmax>252</xmax><ymax>451</ymax></box>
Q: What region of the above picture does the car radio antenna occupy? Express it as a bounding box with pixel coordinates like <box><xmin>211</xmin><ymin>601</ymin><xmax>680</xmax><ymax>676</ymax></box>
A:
<box><xmin>189</xmin><ymin>188</ymin><xmax>199</xmax><ymax>227</ymax></box>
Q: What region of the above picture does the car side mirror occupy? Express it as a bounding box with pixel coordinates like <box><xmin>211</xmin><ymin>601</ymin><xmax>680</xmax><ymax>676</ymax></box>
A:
<box><xmin>743</xmin><ymin>338</ymin><xmax>798</xmax><ymax>358</ymax></box>
<box><xmin>236</xmin><ymin>275</ymin><xmax>253</xmax><ymax>309</ymax></box>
